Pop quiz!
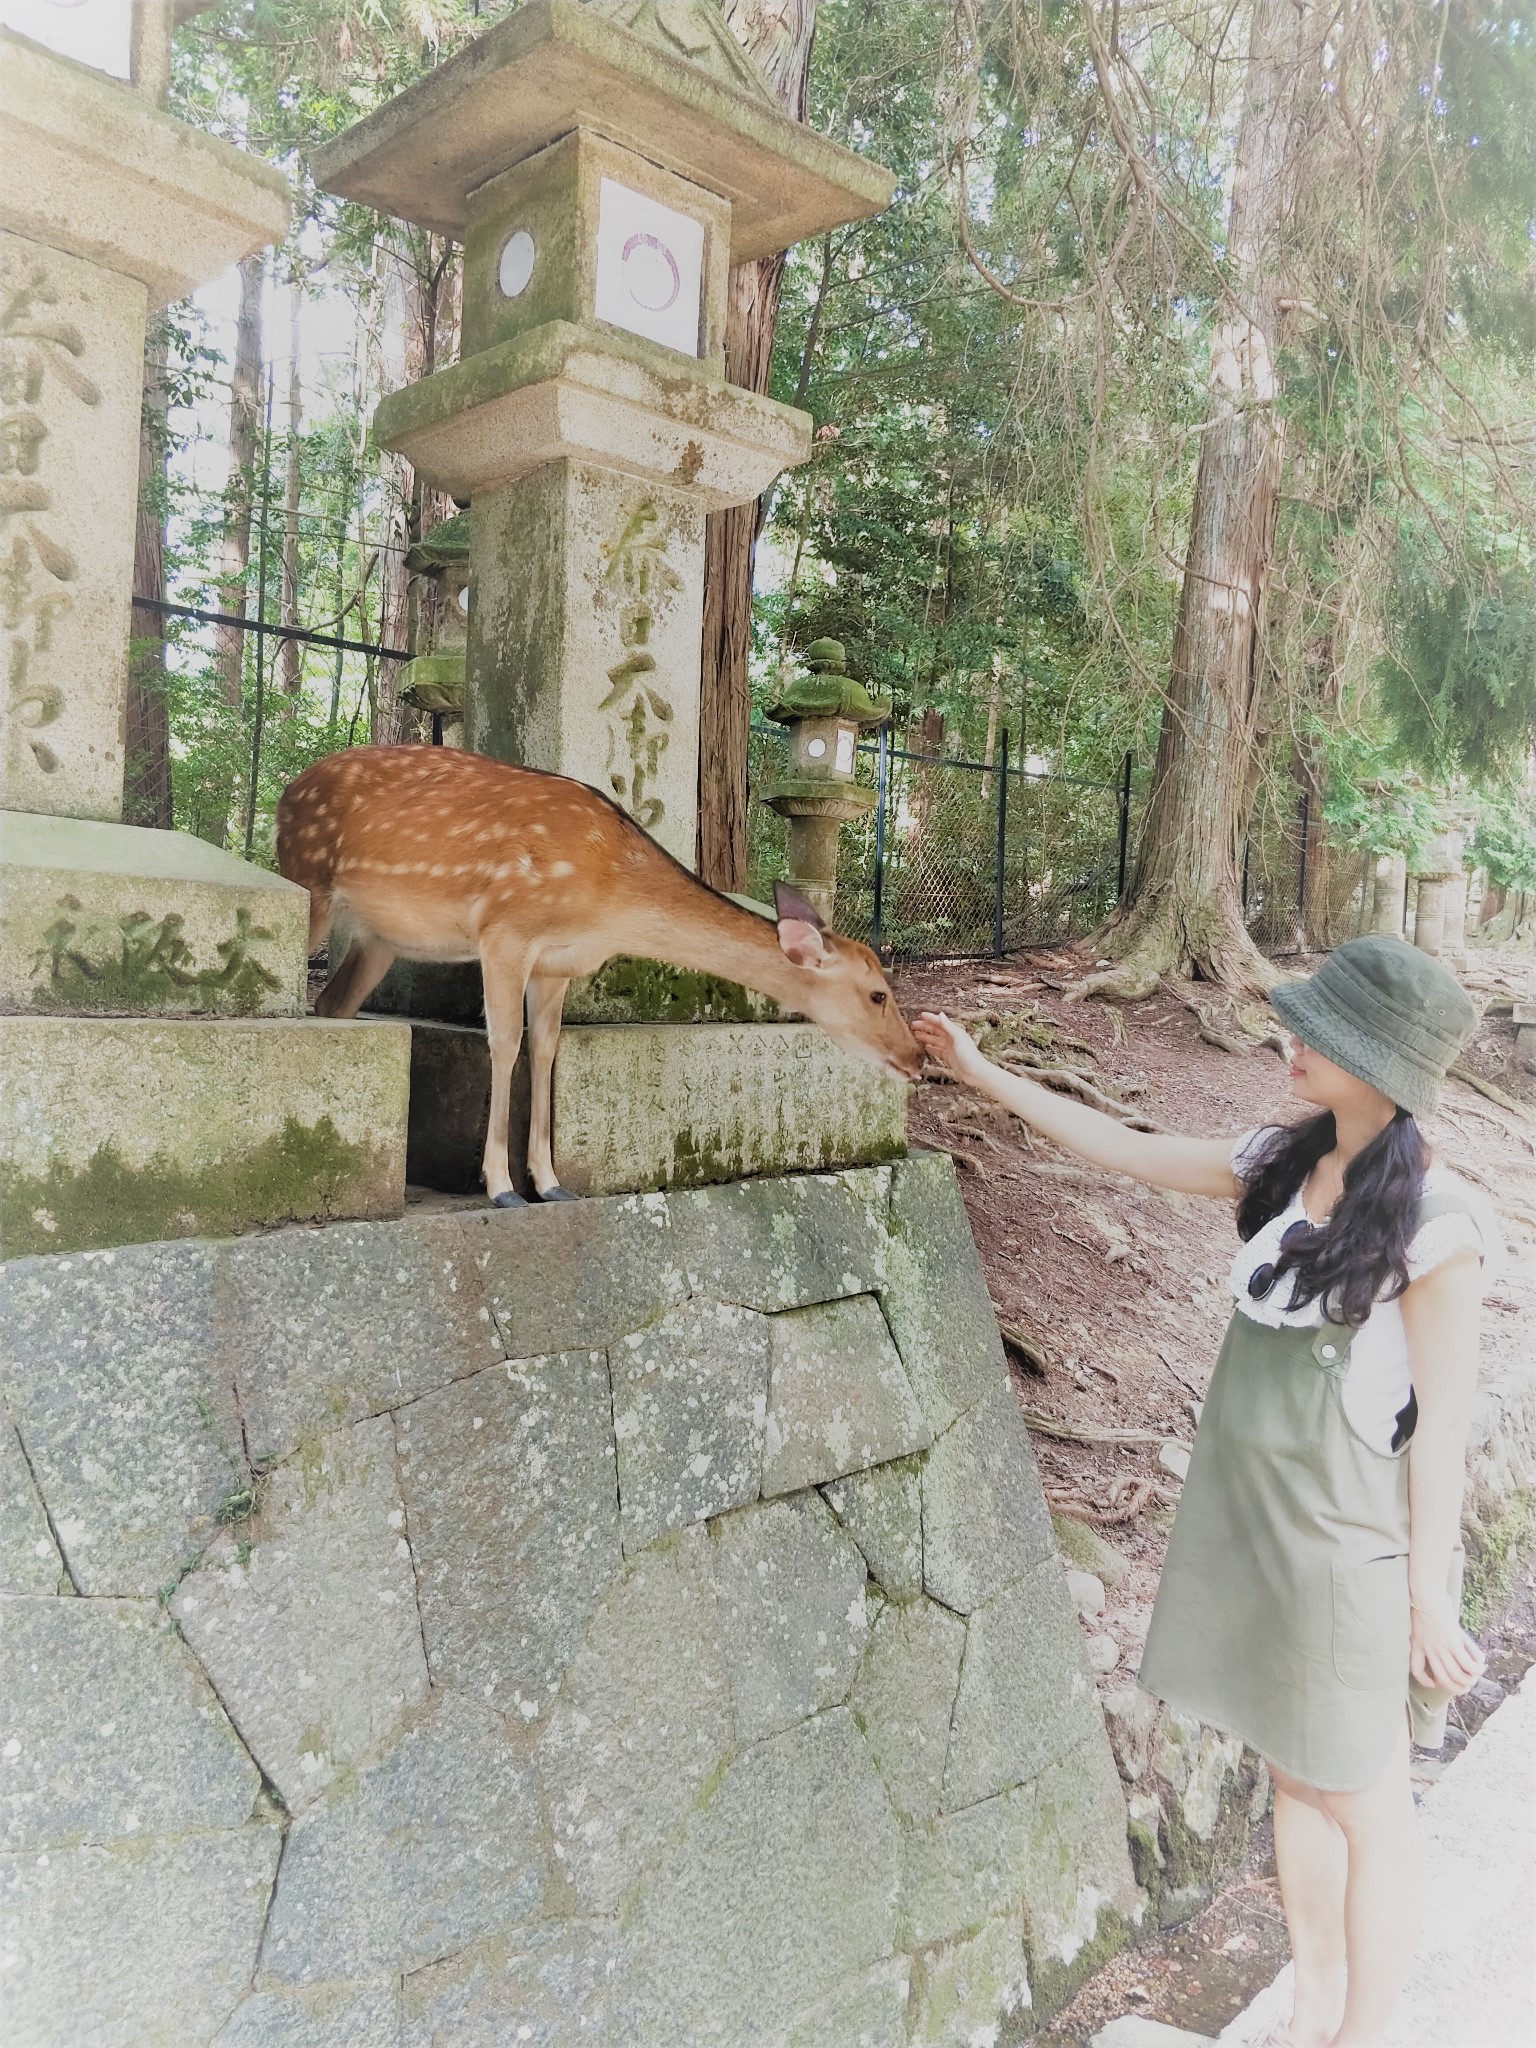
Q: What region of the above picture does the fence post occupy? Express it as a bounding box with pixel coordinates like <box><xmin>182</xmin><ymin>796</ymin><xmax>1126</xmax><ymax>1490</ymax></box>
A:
<box><xmin>993</xmin><ymin>728</ymin><xmax>1010</xmax><ymax>956</ymax></box>
<box><xmin>1296</xmin><ymin>788</ymin><xmax>1311</xmax><ymax>925</ymax></box>
<box><xmin>871</xmin><ymin>725</ymin><xmax>888</xmax><ymax>958</ymax></box>
<box><xmin>1116</xmin><ymin>748</ymin><xmax>1133</xmax><ymax>899</ymax></box>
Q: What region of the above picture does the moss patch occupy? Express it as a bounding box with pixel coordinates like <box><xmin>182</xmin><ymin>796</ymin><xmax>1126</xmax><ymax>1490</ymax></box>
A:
<box><xmin>3</xmin><ymin>1116</ymin><xmax>395</xmax><ymax>1257</ymax></box>
<box><xmin>1463</xmin><ymin>1489</ymin><xmax>1535</xmax><ymax>1633</ymax></box>
<box><xmin>565</xmin><ymin>956</ymin><xmax>779</xmax><ymax>1025</ymax></box>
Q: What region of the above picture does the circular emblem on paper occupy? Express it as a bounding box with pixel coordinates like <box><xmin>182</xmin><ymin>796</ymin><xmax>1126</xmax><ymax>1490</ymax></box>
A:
<box><xmin>497</xmin><ymin>229</ymin><xmax>536</xmax><ymax>300</ymax></box>
<box><xmin>620</xmin><ymin>232</ymin><xmax>682</xmax><ymax>314</ymax></box>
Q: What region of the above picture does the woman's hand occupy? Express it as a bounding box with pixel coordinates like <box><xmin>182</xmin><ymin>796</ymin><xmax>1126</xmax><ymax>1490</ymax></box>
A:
<box><xmin>1410</xmin><ymin>1599</ymin><xmax>1485</xmax><ymax>1696</ymax></box>
<box><xmin>912</xmin><ymin>1011</ymin><xmax>992</xmax><ymax>1086</ymax></box>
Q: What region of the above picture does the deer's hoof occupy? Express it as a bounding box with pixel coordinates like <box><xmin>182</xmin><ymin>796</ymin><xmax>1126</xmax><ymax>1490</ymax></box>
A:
<box><xmin>490</xmin><ymin>1190</ymin><xmax>528</xmax><ymax>1210</ymax></box>
<box><xmin>535</xmin><ymin>1184</ymin><xmax>580</xmax><ymax>1203</ymax></box>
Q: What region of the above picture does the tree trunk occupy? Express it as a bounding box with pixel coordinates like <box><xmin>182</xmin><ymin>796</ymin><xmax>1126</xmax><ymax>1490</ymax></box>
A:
<box><xmin>697</xmin><ymin>0</ymin><xmax>817</xmax><ymax>891</ymax></box>
<box><xmin>205</xmin><ymin>250</ymin><xmax>264</xmax><ymax>844</ymax></box>
<box><xmin>124</xmin><ymin>0</ymin><xmax>174</xmax><ymax>827</ymax></box>
<box><xmin>279</xmin><ymin>278</ymin><xmax>303</xmax><ymax>698</ymax></box>
<box><xmin>125</xmin><ymin>317</ymin><xmax>173</xmax><ymax>828</ymax></box>
<box><xmin>1085</xmin><ymin>0</ymin><xmax>1324</xmax><ymax>998</ymax></box>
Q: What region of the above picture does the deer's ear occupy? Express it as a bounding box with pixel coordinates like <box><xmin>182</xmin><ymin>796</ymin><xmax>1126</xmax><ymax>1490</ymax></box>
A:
<box><xmin>776</xmin><ymin>916</ymin><xmax>827</xmax><ymax>970</ymax></box>
<box><xmin>773</xmin><ymin>881</ymin><xmax>825</xmax><ymax>930</ymax></box>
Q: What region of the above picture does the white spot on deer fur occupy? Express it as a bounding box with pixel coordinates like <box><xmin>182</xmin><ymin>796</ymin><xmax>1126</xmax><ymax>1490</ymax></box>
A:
<box><xmin>550</xmin><ymin>861</ymin><xmax>574</xmax><ymax>878</ymax></box>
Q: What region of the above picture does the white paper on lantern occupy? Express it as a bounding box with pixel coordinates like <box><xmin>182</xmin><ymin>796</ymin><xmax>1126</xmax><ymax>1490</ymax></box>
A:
<box><xmin>835</xmin><ymin>726</ymin><xmax>857</xmax><ymax>773</ymax></box>
<box><xmin>593</xmin><ymin>177</ymin><xmax>705</xmax><ymax>357</ymax></box>
<box><xmin>0</xmin><ymin>0</ymin><xmax>132</xmax><ymax>76</ymax></box>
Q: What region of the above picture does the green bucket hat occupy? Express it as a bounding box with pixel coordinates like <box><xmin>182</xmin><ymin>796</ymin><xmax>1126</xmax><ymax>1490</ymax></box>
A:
<box><xmin>1270</xmin><ymin>935</ymin><xmax>1477</xmax><ymax>1121</ymax></box>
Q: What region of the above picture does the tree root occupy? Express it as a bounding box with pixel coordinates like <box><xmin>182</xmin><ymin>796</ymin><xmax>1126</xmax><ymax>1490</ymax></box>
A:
<box><xmin>1046</xmin><ymin>1477</ymin><xmax>1156</xmax><ymax>1527</ymax></box>
<box><xmin>1071</xmin><ymin>886</ymin><xmax>1282</xmax><ymax>1003</ymax></box>
<box><xmin>997</xmin><ymin>1318</ymin><xmax>1049</xmax><ymax>1376</ymax></box>
<box><xmin>1019</xmin><ymin>1408</ymin><xmax>1175</xmax><ymax>1447</ymax></box>
<box><xmin>1448</xmin><ymin>1064</ymin><xmax>1532</xmax><ymax>1120</ymax></box>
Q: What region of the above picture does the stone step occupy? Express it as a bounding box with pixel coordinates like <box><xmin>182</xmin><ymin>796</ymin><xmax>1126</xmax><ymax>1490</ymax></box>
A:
<box><xmin>1092</xmin><ymin>2018</ymin><xmax>1218</xmax><ymax>2047</ymax></box>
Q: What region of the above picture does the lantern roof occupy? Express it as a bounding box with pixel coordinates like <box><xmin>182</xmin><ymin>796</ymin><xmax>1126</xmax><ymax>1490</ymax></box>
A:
<box><xmin>313</xmin><ymin>0</ymin><xmax>892</xmax><ymax>264</ymax></box>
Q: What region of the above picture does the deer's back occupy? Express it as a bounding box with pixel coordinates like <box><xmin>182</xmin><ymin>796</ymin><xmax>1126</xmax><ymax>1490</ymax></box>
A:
<box><xmin>277</xmin><ymin>747</ymin><xmax>651</xmax><ymax>926</ymax></box>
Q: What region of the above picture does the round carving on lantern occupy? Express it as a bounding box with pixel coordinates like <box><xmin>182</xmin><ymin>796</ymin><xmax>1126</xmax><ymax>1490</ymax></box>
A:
<box><xmin>805</xmin><ymin>737</ymin><xmax>828</xmax><ymax>759</ymax></box>
<box><xmin>498</xmin><ymin>229</ymin><xmax>536</xmax><ymax>300</ymax></box>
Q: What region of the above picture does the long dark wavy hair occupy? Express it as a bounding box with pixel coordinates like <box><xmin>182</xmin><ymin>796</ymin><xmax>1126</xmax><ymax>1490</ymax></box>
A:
<box><xmin>1235</xmin><ymin>1108</ymin><xmax>1428</xmax><ymax>1328</ymax></box>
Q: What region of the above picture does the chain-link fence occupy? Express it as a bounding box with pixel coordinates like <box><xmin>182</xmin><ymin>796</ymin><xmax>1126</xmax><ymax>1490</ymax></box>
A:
<box><xmin>1241</xmin><ymin>782</ymin><xmax>1372</xmax><ymax>954</ymax></box>
<box><xmin>747</xmin><ymin>726</ymin><xmax>1140</xmax><ymax>960</ymax></box>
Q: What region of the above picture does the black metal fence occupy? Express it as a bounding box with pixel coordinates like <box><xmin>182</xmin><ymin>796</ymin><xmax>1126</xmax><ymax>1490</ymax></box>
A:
<box><xmin>746</xmin><ymin>725</ymin><xmax>1141</xmax><ymax>960</ymax></box>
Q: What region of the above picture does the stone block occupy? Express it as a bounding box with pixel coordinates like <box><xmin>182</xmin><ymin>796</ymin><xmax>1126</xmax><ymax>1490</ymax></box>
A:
<box><xmin>1</xmin><ymin>30</ymin><xmax>290</xmax><ymax>308</ymax></box>
<box><xmin>541</xmin><ymin>1528</ymin><xmax>734</xmax><ymax>1916</ymax></box>
<box><xmin>881</xmin><ymin>1150</ymin><xmax>1007</xmax><ymax>1434</ymax></box>
<box><xmin>213</xmin><ymin>1980</ymin><xmax>403</xmax><ymax>2048</ymax></box>
<box><xmin>0</xmin><ymin>1824</ymin><xmax>281</xmax><ymax>2048</ymax></box>
<box><xmin>0</xmin><ymin>1016</ymin><xmax>410</xmax><ymax>1258</ymax></box>
<box><xmin>477</xmin><ymin>1189</ymin><xmax>684</xmax><ymax>1353</ymax></box>
<box><xmin>1091</xmin><ymin>2021</ymin><xmax>1215</xmax><ymax>2048</ymax></box>
<box><xmin>900</xmin><ymin>1782</ymin><xmax>1036</xmax><ymax>1949</ymax></box>
<box><xmin>0</xmin><ymin>1241</ymin><xmax>246</xmax><ymax>1594</ymax></box>
<box><xmin>223</xmin><ymin>1213</ymin><xmax>505</xmax><ymax>1466</ymax></box>
<box><xmin>710</xmin><ymin>1492</ymin><xmax>868</xmax><ymax>1744</ymax></box>
<box><xmin>611</xmin><ymin>1708</ymin><xmax>901</xmax><ymax>2047</ymax></box>
<box><xmin>849</xmin><ymin>1595</ymin><xmax>966</xmax><ymax>1827</ymax></box>
<box><xmin>823</xmin><ymin>1454</ymin><xmax>924</xmax><ymax>1603</ymax></box>
<box><xmin>908</xmin><ymin>1914</ymin><xmax>1032</xmax><ymax>2048</ymax></box>
<box><xmin>169</xmin><ymin>1416</ymin><xmax>430</xmax><ymax>1812</ymax></box>
<box><xmin>2</xmin><ymin>813</ymin><xmax>308</xmax><ymax>1017</ymax></box>
<box><xmin>922</xmin><ymin>1383</ymin><xmax>1055</xmax><ymax>1613</ymax></box>
<box><xmin>1017</xmin><ymin>1735</ymin><xmax>1140</xmax><ymax>1974</ymax></box>
<box><xmin>554</xmin><ymin>1019</ymin><xmax>907</xmax><ymax>1196</ymax></box>
<box><xmin>0</xmin><ymin>1419</ymin><xmax>65</xmax><ymax>1592</ymax></box>
<box><xmin>262</xmin><ymin>1690</ymin><xmax>547</xmax><ymax>1983</ymax></box>
<box><xmin>395</xmin><ymin>1351</ymin><xmax>619</xmax><ymax>1716</ymax></box>
<box><xmin>942</xmin><ymin>1562</ymin><xmax>1103</xmax><ymax>1811</ymax></box>
<box><xmin>1053</xmin><ymin>1511</ymin><xmax>1132</xmax><ymax>1591</ymax></box>
<box><xmin>405</xmin><ymin>1018</ymin><xmax>906</xmax><ymax>1199</ymax></box>
<box><xmin>0</xmin><ymin>1595</ymin><xmax>260</xmax><ymax>1852</ymax></box>
<box><xmin>761</xmin><ymin>1293</ymin><xmax>930</xmax><ymax>1497</ymax></box>
<box><xmin>400</xmin><ymin>1920</ymin><xmax>619</xmax><ymax>2048</ymax></box>
<box><xmin>667</xmin><ymin>1165</ymin><xmax>891</xmax><ymax>1312</ymax></box>
<box><xmin>610</xmin><ymin>1295</ymin><xmax>770</xmax><ymax>1552</ymax></box>
<box><xmin>784</xmin><ymin>1956</ymin><xmax>912</xmax><ymax>2048</ymax></box>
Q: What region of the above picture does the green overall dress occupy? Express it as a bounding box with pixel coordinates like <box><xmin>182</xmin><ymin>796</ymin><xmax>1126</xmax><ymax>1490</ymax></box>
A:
<box><xmin>1137</xmin><ymin>1190</ymin><xmax>1478</xmax><ymax>1793</ymax></box>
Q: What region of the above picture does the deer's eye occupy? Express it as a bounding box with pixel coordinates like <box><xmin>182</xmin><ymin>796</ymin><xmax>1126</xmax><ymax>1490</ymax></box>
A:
<box><xmin>870</xmin><ymin>990</ymin><xmax>888</xmax><ymax>1006</ymax></box>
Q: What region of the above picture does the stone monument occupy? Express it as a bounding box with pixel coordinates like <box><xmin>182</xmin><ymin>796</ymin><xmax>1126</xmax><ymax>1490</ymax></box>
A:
<box><xmin>0</xmin><ymin>26</ymin><xmax>409</xmax><ymax>1256</ymax></box>
<box><xmin>764</xmin><ymin>636</ymin><xmax>891</xmax><ymax>922</ymax></box>
<box><xmin>1412</xmin><ymin>829</ymin><xmax>1462</xmax><ymax>960</ymax></box>
<box><xmin>315</xmin><ymin>0</ymin><xmax>908</xmax><ymax>1199</ymax></box>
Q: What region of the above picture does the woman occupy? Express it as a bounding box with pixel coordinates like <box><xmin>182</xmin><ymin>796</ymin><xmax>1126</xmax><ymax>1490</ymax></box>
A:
<box><xmin>913</xmin><ymin>935</ymin><xmax>1497</xmax><ymax>2048</ymax></box>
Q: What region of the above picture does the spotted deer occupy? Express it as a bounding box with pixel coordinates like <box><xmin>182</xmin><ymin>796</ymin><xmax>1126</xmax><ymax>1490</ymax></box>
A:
<box><xmin>276</xmin><ymin>746</ymin><xmax>921</xmax><ymax>1206</ymax></box>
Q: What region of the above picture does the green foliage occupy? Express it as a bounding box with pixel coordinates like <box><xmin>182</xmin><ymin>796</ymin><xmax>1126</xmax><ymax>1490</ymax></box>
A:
<box><xmin>1319</xmin><ymin>733</ymin><xmax>1443</xmax><ymax>865</ymax></box>
<box><xmin>1377</xmin><ymin>557</ymin><xmax>1536</xmax><ymax>782</ymax></box>
<box><xmin>1470</xmin><ymin>788</ymin><xmax>1536</xmax><ymax>895</ymax></box>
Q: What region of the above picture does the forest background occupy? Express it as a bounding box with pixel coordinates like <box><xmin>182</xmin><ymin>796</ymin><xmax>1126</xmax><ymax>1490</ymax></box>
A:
<box><xmin>129</xmin><ymin>0</ymin><xmax>1535</xmax><ymax>995</ymax></box>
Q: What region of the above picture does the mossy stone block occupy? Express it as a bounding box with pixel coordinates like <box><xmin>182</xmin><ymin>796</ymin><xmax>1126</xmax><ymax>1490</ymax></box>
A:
<box><xmin>2</xmin><ymin>812</ymin><xmax>308</xmax><ymax>1018</ymax></box>
<box><xmin>0</xmin><ymin>1015</ymin><xmax>409</xmax><ymax>1258</ymax></box>
<box><xmin>881</xmin><ymin>1150</ymin><xmax>1008</xmax><ymax>1436</ymax></box>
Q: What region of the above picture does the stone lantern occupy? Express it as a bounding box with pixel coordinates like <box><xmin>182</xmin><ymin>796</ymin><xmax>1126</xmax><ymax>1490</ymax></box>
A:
<box><xmin>314</xmin><ymin>0</ymin><xmax>892</xmax><ymax>871</ymax></box>
<box><xmin>763</xmin><ymin>638</ymin><xmax>890</xmax><ymax>922</ymax></box>
<box><xmin>399</xmin><ymin>510</ymin><xmax>469</xmax><ymax>744</ymax></box>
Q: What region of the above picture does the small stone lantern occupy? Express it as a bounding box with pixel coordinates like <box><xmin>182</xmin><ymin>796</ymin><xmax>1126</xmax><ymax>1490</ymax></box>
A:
<box><xmin>399</xmin><ymin>510</ymin><xmax>470</xmax><ymax>744</ymax></box>
<box><xmin>763</xmin><ymin>638</ymin><xmax>891</xmax><ymax>922</ymax></box>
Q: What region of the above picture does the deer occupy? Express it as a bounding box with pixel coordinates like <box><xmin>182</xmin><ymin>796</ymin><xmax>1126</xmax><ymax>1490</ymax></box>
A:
<box><xmin>276</xmin><ymin>746</ymin><xmax>922</xmax><ymax>1207</ymax></box>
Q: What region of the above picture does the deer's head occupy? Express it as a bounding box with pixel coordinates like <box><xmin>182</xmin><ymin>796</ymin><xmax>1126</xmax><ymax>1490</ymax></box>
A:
<box><xmin>772</xmin><ymin>883</ymin><xmax>922</xmax><ymax>1084</ymax></box>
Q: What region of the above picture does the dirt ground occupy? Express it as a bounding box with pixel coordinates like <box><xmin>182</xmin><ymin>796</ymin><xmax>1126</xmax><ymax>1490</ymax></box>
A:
<box><xmin>889</xmin><ymin>942</ymin><xmax>1536</xmax><ymax>2043</ymax></box>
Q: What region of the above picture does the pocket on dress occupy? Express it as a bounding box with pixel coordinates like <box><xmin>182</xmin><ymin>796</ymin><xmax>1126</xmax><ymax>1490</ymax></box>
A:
<box><xmin>1331</xmin><ymin>1555</ymin><xmax>1410</xmax><ymax>1691</ymax></box>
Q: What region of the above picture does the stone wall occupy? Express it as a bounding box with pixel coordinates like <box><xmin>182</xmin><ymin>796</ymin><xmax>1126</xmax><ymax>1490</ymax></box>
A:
<box><xmin>0</xmin><ymin>1153</ymin><xmax>1139</xmax><ymax>2048</ymax></box>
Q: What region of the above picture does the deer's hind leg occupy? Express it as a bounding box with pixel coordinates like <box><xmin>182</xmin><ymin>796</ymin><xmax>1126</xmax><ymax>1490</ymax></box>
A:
<box><xmin>480</xmin><ymin>932</ymin><xmax>534</xmax><ymax>1208</ymax></box>
<box><xmin>315</xmin><ymin>934</ymin><xmax>396</xmax><ymax>1018</ymax></box>
<box><xmin>305</xmin><ymin>886</ymin><xmax>333</xmax><ymax>958</ymax></box>
<box><xmin>525</xmin><ymin>973</ymin><xmax>574</xmax><ymax>1201</ymax></box>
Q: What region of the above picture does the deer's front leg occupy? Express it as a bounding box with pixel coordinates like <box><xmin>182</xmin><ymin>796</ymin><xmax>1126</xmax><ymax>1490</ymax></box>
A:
<box><xmin>525</xmin><ymin>973</ymin><xmax>574</xmax><ymax>1201</ymax></box>
<box><xmin>479</xmin><ymin>934</ymin><xmax>533</xmax><ymax>1208</ymax></box>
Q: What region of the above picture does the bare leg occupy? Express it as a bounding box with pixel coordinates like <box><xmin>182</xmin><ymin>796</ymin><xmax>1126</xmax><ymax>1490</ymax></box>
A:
<box><xmin>315</xmin><ymin>935</ymin><xmax>396</xmax><ymax>1018</ymax></box>
<box><xmin>525</xmin><ymin>973</ymin><xmax>572</xmax><ymax>1198</ymax></box>
<box><xmin>1269</xmin><ymin>1760</ymin><xmax>1349</xmax><ymax>2045</ymax></box>
<box><xmin>480</xmin><ymin>935</ymin><xmax>532</xmax><ymax>1205</ymax></box>
<box><xmin>1322</xmin><ymin>1721</ymin><xmax>1422</xmax><ymax>2046</ymax></box>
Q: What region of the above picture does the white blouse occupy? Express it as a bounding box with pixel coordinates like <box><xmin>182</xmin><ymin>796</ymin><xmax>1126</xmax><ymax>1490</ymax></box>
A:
<box><xmin>1227</xmin><ymin>1129</ymin><xmax>1500</xmax><ymax>1455</ymax></box>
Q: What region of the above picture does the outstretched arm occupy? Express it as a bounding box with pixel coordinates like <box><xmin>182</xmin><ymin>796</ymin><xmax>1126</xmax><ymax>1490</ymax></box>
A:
<box><xmin>912</xmin><ymin>1011</ymin><xmax>1240</xmax><ymax>1198</ymax></box>
<box><xmin>1402</xmin><ymin>1248</ymin><xmax>1487</xmax><ymax>1696</ymax></box>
